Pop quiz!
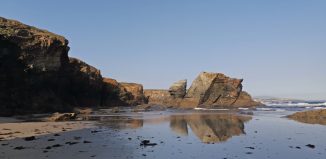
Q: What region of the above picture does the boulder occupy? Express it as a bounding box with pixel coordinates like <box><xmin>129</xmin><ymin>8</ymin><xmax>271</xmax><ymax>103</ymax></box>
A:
<box><xmin>168</xmin><ymin>79</ymin><xmax>187</xmax><ymax>98</ymax></box>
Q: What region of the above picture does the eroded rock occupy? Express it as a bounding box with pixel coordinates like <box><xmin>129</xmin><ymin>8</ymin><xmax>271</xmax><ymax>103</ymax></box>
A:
<box><xmin>169</xmin><ymin>79</ymin><xmax>187</xmax><ymax>98</ymax></box>
<box><xmin>145</xmin><ymin>72</ymin><xmax>262</xmax><ymax>108</ymax></box>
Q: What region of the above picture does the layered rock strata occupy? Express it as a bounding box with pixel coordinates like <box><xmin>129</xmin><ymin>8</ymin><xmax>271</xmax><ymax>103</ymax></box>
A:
<box><xmin>145</xmin><ymin>72</ymin><xmax>262</xmax><ymax>108</ymax></box>
<box><xmin>0</xmin><ymin>17</ymin><xmax>146</xmax><ymax>116</ymax></box>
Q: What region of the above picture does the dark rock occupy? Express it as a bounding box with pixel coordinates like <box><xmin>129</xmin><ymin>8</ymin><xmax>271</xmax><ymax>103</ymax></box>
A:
<box><xmin>24</xmin><ymin>136</ymin><xmax>36</xmax><ymax>141</ymax></box>
<box><xmin>306</xmin><ymin>144</ymin><xmax>315</xmax><ymax>149</ymax></box>
<box><xmin>140</xmin><ymin>140</ymin><xmax>157</xmax><ymax>146</ymax></box>
<box><xmin>0</xmin><ymin>16</ymin><xmax>148</xmax><ymax>116</ymax></box>
<box><xmin>14</xmin><ymin>146</ymin><xmax>25</xmax><ymax>150</ymax></box>
<box><xmin>83</xmin><ymin>140</ymin><xmax>92</xmax><ymax>144</ymax></box>
<box><xmin>52</xmin><ymin>144</ymin><xmax>62</xmax><ymax>148</ymax></box>
<box><xmin>45</xmin><ymin>146</ymin><xmax>52</xmax><ymax>150</ymax></box>
<box><xmin>65</xmin><ymin>141</ymin><xmax>79</xmax><ymax>145</ymax></box>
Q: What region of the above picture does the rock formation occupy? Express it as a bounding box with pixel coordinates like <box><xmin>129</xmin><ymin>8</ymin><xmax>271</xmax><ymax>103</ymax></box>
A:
<box><xmin>101</xmin><ymin>78</ymin><xmax>147</xmax><ymax>106</ymax></box>
<box><xmin>287</xmin><ymin>109</ymin><xmax>326</xmax><ymax>125</ymax></box>
<box><xmin>0</xmin><ymin>17</ymin><xmax>261</xmax><ymax>116</ymax></box>
<box><xmin>120</xmin><ymin>83</ymin><xmax>147</xmax><ymax>105</ymax></box>
<box><xmin>0</xmin><ymin>17</ymin><xmax>146</xmax><ymax>116</ymax></box>
<box><xmin>145</xmin><ymin>72</ymin><xmax>262</xmax><ymax>108</ymax></box>
<box><xmin>169</xmin><ymin>79</ymin><xmax>187</xmax><ymax>98</ymax></box>
<box><xmin>0</xmin><ymin>17</ymin><xmax>71</xmax><ymax>116</ymax></box>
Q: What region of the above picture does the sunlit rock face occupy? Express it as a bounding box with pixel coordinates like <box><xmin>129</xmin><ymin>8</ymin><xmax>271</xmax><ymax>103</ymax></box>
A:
<box><xmin>169</xmin><ymin>114</ymin><xmax>252</xmax><ymax>143</ymax></box>
<box><xmin>287</xmin><ymin>109</ymin><xmax>326</xmax><ymax>125</ymax></box>
<box><xmin>102</xmin><ymin>78</ymin><xmax>147</xmax><ymax>106</ymax></box>
<box><xmin>145</xmin><ymin>72</ymin><xmax>262</xmax><ymax>108</ymax></box>
<box><xmin>169</xmin><ymin>79</ymin><xmax>187</xmax><ymax>98</ymax></box>
<box><xmin>120</xmin><ymin>83</ymin><xmax>147</xmax><ymax>105</ymax></box>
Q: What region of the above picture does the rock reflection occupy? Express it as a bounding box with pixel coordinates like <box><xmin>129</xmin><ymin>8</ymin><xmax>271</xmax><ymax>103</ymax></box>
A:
<box><xmin>92</xmin><ymin>116</ymin><xmax>144</xmax><ymax>129</ymax></box>
<box><xmin>170</xmin><ymin>114</ymin><xmax>251</xmax><ymax>143</ymax></box>
<box><xmin>287</xmin><ymin>109</ymin><xmax>326</xmax><ymax>125</ymax></box>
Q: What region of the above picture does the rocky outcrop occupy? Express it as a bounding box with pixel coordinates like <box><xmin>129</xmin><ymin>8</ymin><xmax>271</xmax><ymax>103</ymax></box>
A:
<box><xmin>144</xmin><ymin>89</ymin><xmax>175</xmax><ymax>106</ymax></box>
<box><xmin>145</xmin><ymin>72</ymin><xmax>262</xmax><ymax>108</ymax></box>
<box><xmin>101</xmin><ymin>78</ymin><xmax>147</xmax><ymax>106</ymax></box>
<box><xmin>0</xmin><ymin>17</ymin><xmax>146</xmax><ymax>116</ymax></box>
<box><xmin>169</xmin><ymin>80</ymin><xmax>187</xmax><ymax>98</ymax></box>
<box><xmin>0</xmin><ymin>16</ymin><xmax>260</xmax><ymax>116</ymax></box>
<box><xmin>120</xmin><ymin>83</ymin><xmax>147</xmax><ymax>105</ymax></box>
<box><xmin>67</xmin><ymin>57</ymin><xmax>104</xmax><ymax>107</ymax></box>
<box><xmin>0</xmin><ymin>17</ymin><xmax>72</xmax><ymax>116</ymax></box>
<box><xmin>287</xmin><ymin>109</ymin><xmax>326</xmax><ymax>125</ymax></box>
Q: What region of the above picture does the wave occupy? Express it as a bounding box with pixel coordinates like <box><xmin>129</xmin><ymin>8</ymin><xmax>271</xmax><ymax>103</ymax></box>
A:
<box><xmin>263</xmin><ymin>102</ymin><xmax>326</xmax><ymax>107</ymax></box>
<box><xmin>194</xmin><ymin>108</ymin><xmax>230</xmax><ymax>111</ymax></box>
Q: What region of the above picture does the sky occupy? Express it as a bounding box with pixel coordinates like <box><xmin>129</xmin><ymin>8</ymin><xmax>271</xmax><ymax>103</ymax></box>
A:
<box><xmin>1</xmin><ymin>0</ymin><xmax>326</xmax><ymax>100</ymax></box>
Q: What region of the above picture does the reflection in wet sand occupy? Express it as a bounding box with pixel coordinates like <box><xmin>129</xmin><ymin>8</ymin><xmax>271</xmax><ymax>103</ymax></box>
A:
<box><xmin>92</xmin><ymin>116</ymin><xmax>144</xmax><ymax>129</ymax></box>
<box><xmin>91</xmin><ymin>113</ymin><xmax>251</xmax><ymax>143</ymax></box>
<box><xmin>287</xmin><ymin>109</ymin><xmax>326</xmax><ymax>125</ymax></box>
<box><xmin>170</xmin><ymin>116</ymin><xmax>188</xmax><ymax>136</ymax></box>
<box><xmin>170</xmin><ymin>114</ymin><xmax>252</xmax><ymax>143</ymax></box>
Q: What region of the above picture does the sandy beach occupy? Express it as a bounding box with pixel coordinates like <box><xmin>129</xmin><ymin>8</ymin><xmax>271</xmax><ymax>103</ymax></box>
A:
<box><xmin>1</xmin><ymin>109</ymin><xmax>326</xmax><ymax>159</ymax></box>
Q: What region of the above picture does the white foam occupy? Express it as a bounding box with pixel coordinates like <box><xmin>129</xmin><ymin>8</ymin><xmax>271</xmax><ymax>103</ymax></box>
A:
<box><xmin>194</xmin><ymin>108</ymin><xmax>229</xmax><ymax>111</ymax></box>
<box><xmin>264</xmin><ymin>102</ymin><xmax>326</xmax><ymax>107</ymax></box>
<box><xmin>256</xmin><ymin>108</ymin><xmax>273</xmax><ymax>111</ymax></box>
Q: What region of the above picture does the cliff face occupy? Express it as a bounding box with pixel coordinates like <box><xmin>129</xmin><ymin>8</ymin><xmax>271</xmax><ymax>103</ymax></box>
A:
<box><xmin>145</xmin><ymin>72</ymin><xmax>262</xmax><ymax>108</ymax></box>
<box><xmin>0</xmin><ymin>17</ymin><xmax>260</xmax><ymax>116</ymax></box>
<box><xmin>0</xmin><ymin>17</ymin><xmax>71</xmax><ymax>116</ymax></box>
<box><xmin>0</xmin><ymin>17</ymin><xmax>146</xmax><ymax>116</ymax></box>
<box><xmin>102</xmin><ymin>78</ymin><xmax>147</xmax><ymax>106</ymax></box>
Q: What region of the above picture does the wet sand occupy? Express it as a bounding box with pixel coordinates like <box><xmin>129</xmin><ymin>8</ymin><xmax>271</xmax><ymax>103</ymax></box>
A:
<box><xmin>1</xmin><ymin>110</ymin><xmax>326</xmax><ymax>159</ymax></box>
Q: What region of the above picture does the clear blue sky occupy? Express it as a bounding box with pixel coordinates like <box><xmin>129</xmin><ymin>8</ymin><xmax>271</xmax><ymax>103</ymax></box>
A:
<box><xmin>1</xmin><ymin>0</ymin><xmax>326</xmax><ymax>100</ymax></box>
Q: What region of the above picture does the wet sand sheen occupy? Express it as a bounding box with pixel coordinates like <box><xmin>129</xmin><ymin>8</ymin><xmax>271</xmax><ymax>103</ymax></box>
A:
<box><xmin>1</xmin><ymin>111</ymin><xmax>326</xmax><ymax>159</ymax></box>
